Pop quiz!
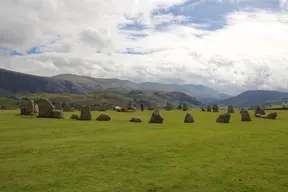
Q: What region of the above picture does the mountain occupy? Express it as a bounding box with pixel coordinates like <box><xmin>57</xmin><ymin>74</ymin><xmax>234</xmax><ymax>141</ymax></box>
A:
<box><xmin>0</xmin><ymin>68</ymin><xmax>229</xmax><ymax>101</ymax></box>
<box><xmin>216</xmin><ymin>90</ymin><xmax>288</xmax><ymax>108</ymax></box>
<box><xmin>52</xmin><ymin>74</ymin><xmax>230</xmax><ymax>101</ymax></box>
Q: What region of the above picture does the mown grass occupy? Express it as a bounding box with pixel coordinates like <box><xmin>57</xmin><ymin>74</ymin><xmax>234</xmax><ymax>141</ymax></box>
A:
<box><xmin>0</xmin><ymin>109</ymin><xmax>288</xmax><ymax>192</ymax></box>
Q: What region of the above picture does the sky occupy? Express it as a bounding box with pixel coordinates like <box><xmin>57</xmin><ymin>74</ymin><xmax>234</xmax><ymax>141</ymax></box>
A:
<box><xmin>1</xmin><ymin>0</ymin><xmax>288</xmax><ymax>95</ymax></box>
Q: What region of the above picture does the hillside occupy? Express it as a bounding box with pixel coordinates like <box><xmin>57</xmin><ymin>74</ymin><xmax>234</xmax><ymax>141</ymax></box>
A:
<box><xmin>0</xmin><ymin>88</ymin><xmax>202</xmax><ymax>109</ymax></box>
<box><xmin>52</xmin><ymin>74</ymin><xmax>230</xmax><ymax>101</ymax></box>
<box><xmin>216</xmin><ymin>90</ymin><xmax>288</xmax><ymax>108</ymax></box>
<box><xmin>0</xmin><ymin>68</ymin><xmax>229</xmax><ymax>101</ymax></box>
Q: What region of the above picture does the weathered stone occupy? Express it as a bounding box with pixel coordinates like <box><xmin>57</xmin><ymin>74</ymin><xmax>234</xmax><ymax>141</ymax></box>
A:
<box><xmin>130</xmin><ymin>116</ymin><xmax>142</xmax><ymax>122</ymax></box>
<box><xmin>79</xmin><ymin>105</ymin><xmax>92</xmax><ymax>120</ymax></box>
<box><xmin>266</xmin><ymin>112</ymin><xmax>277</xmax><ymax>120</ymax></box>
<box><xmin>184</xmin><ymin>113</ymin><xmax>194</xmax><ymax>123</ymax></box>
<box><xmin>121</xmin><ymin>108</ymin><xmax>127</xmax><ymax>112</ymax></box>
<box><xmin>70</xmin><ymin>107</ymin><xmax>75</xmax><ymax>112</ymax></box>
<box><xmin>37</xmin><ymin>98</ymin><xmax>55</xmax><ymax>117</ymax></box>
<box><xmin>113</xmin><ymin>106</ymin><xmax>121</xmax><ymax>111</ymax></box>
<box><xmin>216</xmin><ymin>113</ymin><xmax>231</xmax><ymax>123</ymax></box>
<box><xmin>255</xmin><ymin>106</ymin><xmax>265</xmax><ymax>117</ymax></box>
<box><xmin>96</xmin><ymin>113</ymin><xmax>111</xmax><ymax>121</ymax></box>
<box><xmin>227</xmin><ymin>105</ymin><xmax>235</xmax><ymax>113</ymax></box>
<box><xmin>20</xmin><ymin>99</ymin><xmax>35</xmax><ymax>115</ymax></box>
<box><xmin>241</xmin><ymin>110</ymin><xmax>251</xmax><ymax>121</ymax></box>
<box><xmin>50</xmin><ymin>110</ymin><xmax>64</xmax><ymax>118</ymax></box>
<box><xmin>255</xmin><ymin>114</ymin><xmax>266</xmax><ymax>118</ymax></box>
<box><xmin>71</xmin><ymin>114</ymin><xmax>79</xmax><ymax>120</ymax></box>
<box><xmin>149</xmin><ymin>109</ymin><xmax>164</xmax><ymax>123</ymax></box>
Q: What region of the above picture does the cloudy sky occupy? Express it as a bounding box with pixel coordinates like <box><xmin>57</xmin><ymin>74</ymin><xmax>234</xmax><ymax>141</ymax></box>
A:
<box><xmin>1</xmin><ymin>0</ymin><xmax>288</xmax><ymax>95</ymax></box>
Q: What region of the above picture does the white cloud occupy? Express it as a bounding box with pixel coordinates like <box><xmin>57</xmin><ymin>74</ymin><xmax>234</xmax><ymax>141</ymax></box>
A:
<box><xmin>1</xmin><ymin>0</ymin><xmax>288</xmax><ymax>95</ymax></box>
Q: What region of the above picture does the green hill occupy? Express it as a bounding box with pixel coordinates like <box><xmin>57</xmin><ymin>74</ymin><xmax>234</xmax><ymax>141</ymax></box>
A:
<box><xmin>0</xmin><ymin>68</ymin><xmax>229</xmax><ymax>101</ymax></box>
<box><xmin>0</xmin><ymin>88</ymin><xmax>202</xmax><ymax>110</ymax></box>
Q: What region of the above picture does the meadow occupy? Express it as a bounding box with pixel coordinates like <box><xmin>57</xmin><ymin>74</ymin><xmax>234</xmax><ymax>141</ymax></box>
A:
<box><xmin>0</xmin><ymin>109</ymin><xmax>287</xmax><ymax>192</ymax></box>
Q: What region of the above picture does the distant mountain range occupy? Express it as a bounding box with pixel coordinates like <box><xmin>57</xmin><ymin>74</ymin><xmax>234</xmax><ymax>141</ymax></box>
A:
<box><xmin>0</xmin><ymin>68</ymin><xmax>229</xmax><ymax>101</ymax></box>
<box><xmin>215</xmin><ymin>90</ymin><xmax>288</xmax><ymax>108</ymax></box>
<box><xmin>1</xmin><ymin>68</ymin><xmax>288</xmax><ymax>108</ymax></box>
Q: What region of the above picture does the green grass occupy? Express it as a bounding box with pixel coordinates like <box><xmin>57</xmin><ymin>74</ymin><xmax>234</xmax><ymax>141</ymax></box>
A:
<box><xmin>0</xmin><ymin>109</ymin><xmax>288</xmax><ymax>192</ymax></box>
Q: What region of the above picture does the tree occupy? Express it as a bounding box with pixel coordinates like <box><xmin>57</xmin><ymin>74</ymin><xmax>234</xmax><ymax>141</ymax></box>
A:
<box><xmin>166</xmin><ymin>101</ymin><xmax>174</xmax><ymax>110</ymax></box>
<box><xmin>182</xmin><ymin>102</ymin><xmax>188</xmax><ymax>111</ymax></box>
<box><xmin>178</xmin><ymin>104</ymin><xmax>182</xmax><ymax>110</ymax></box>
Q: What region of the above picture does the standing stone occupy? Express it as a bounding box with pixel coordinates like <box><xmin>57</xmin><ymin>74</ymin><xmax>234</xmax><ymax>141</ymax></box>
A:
<box><xmin>70</xmin><ymin>107</ymin><xmax>75</xmax><ymax>112</ymax></box>
<box><xmin>212</xmin><ymin>104</ymin><xmax>219</xmax><ymax>112</ymax></box>
<box><xmin>130</xmin><ymin>116</ymin><xmax>142</xmax><ymax>122</ymax></box>
<box><xmin>227</xmin><ymin>105</ymin><xmax>235</xmax><ymax>113</ymax></box>
<box><xmin>241</xmin><ymin>110</ymin><xmax>252</xmax><ymax>121</ymax></box>
<box><xmin>140</xmin><ymin>103</ymin><xmax>144</xmax><ymax>111</ymax></box>
<box><xmin>207</xmin><ymin>105</ymin><xmax>212</xmax><ymax>112</ymax></box>
<box><xmin>114</xmin><ymin>106</ymin><xmax>121</xmax><ymax>111</ymax></box>
<box><xmin>51</xmin><ymin>110</ymin><xmax>64</xmax><ymax>118</ymax></box>
<box><xmin>149</xmin><ymin>109</ymin><xmax>164</xmax><ymax>124</ymax></box>
<box><xmin>26</xmin><ymin>99</ymin><xmax>35</xmax><ymax>115</ymax></box>
<box><xmin>96</xmin><ymin>113</ymin><xmax>111</xmax><ymax>121</ymax></box>
<box><xmin>79</xmin><ymin>105</ymin><xmax>92</xmax><ymax>120</ymax></box>
<box><xmin>37</xmin><ymin>98</ymin><xmax>64</xmax><ymax>118</ymax></box>
<box><xmin>266</xmin><ymin>112</ymin><xmax>277</xmax><ymax>120</ymax></box>
<box><xmin>255</xmin><ymin>106</ymin><xmax>265</xmax><ymax>117</ymax></box>
<box><xmin>20</xmin><ymin>99</ymin><xmax>35</xmax><ymax>115</ymax></box>
<box><xmin>216</xmin><ymin>113</ymin><xmax>231</xmax><ymax>123</ymax></box>
<box><xmin>184</xmin><ymin>113</ymin><xmax>194</xmax><ymax>123</ymax></box>
<box><xmin>132</xmin><ymin>105</ymin><xmax>137</xmax><ymax>112</ymax></box>
<box><xmin>37</xmin><ymin>98</ymin><xmax>55</xmax><ymax>117</ymax></box>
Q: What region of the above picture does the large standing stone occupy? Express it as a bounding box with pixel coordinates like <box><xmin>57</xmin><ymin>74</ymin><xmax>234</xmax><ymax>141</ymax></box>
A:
<box><xmin>130</xmin><ymin>116</ymin><xmax>142</xmax><ymax>122</ymax></box>
<box><xmin>216</xmin><ymin>113</ymin><xmax>231</xmax><ymax>123</ymax></box>
<box><xmin>96</xmin><ymin>113</ymin><xmax>111</xmax><ymax>121</ymax></box>
<box><xmin>212</xmin><ymin>104</ymin><xmax>219</xmax><ymax>112</ymax></box>
<box><xmin>266</xmin><ymin>112</ymin><xmax>277</xmax><ymax>120</ymax></box>
<box><xmin>227</xmin><ymin>105</ymin><xmax>235</xmax><ymax>113</ymax></box>
<box><xmin>37</xmin><ymin>98</ymin><xmax>55</xmax><ymax>117</ymax></box>
<box><xmin>241</xmin><ymin>110</ymin><xmax>251</xmax><ymax>121</ymax></box>
<box><xmin>149</xmin><ymin>109</ymin><xmax>164</xmax><ymax>123</ymax></box>
<box><xmin>20</xmin><ymin>99</ymin><xmax>35</xmax><ymax>115</ymax></box>
<box><xmin>184</xmin><ymin>113</ymin><xmax>194</xmax><ymax>123</ymax></box>
<box><xmin>37</xmin><ymin>98</ymin><xmax>64</xmax><ymax>118</ymax></box>
<box><xmin>79</xmin><ymin>105</ymin><xmax>92</xmax><ymax>120</ymax></box>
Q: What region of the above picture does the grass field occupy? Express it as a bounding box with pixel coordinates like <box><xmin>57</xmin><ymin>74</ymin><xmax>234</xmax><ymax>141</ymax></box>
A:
<box><xmin>0</xmin><ymin>109</ymin><xmax>288</xmax><ymax>192</ymax></box>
